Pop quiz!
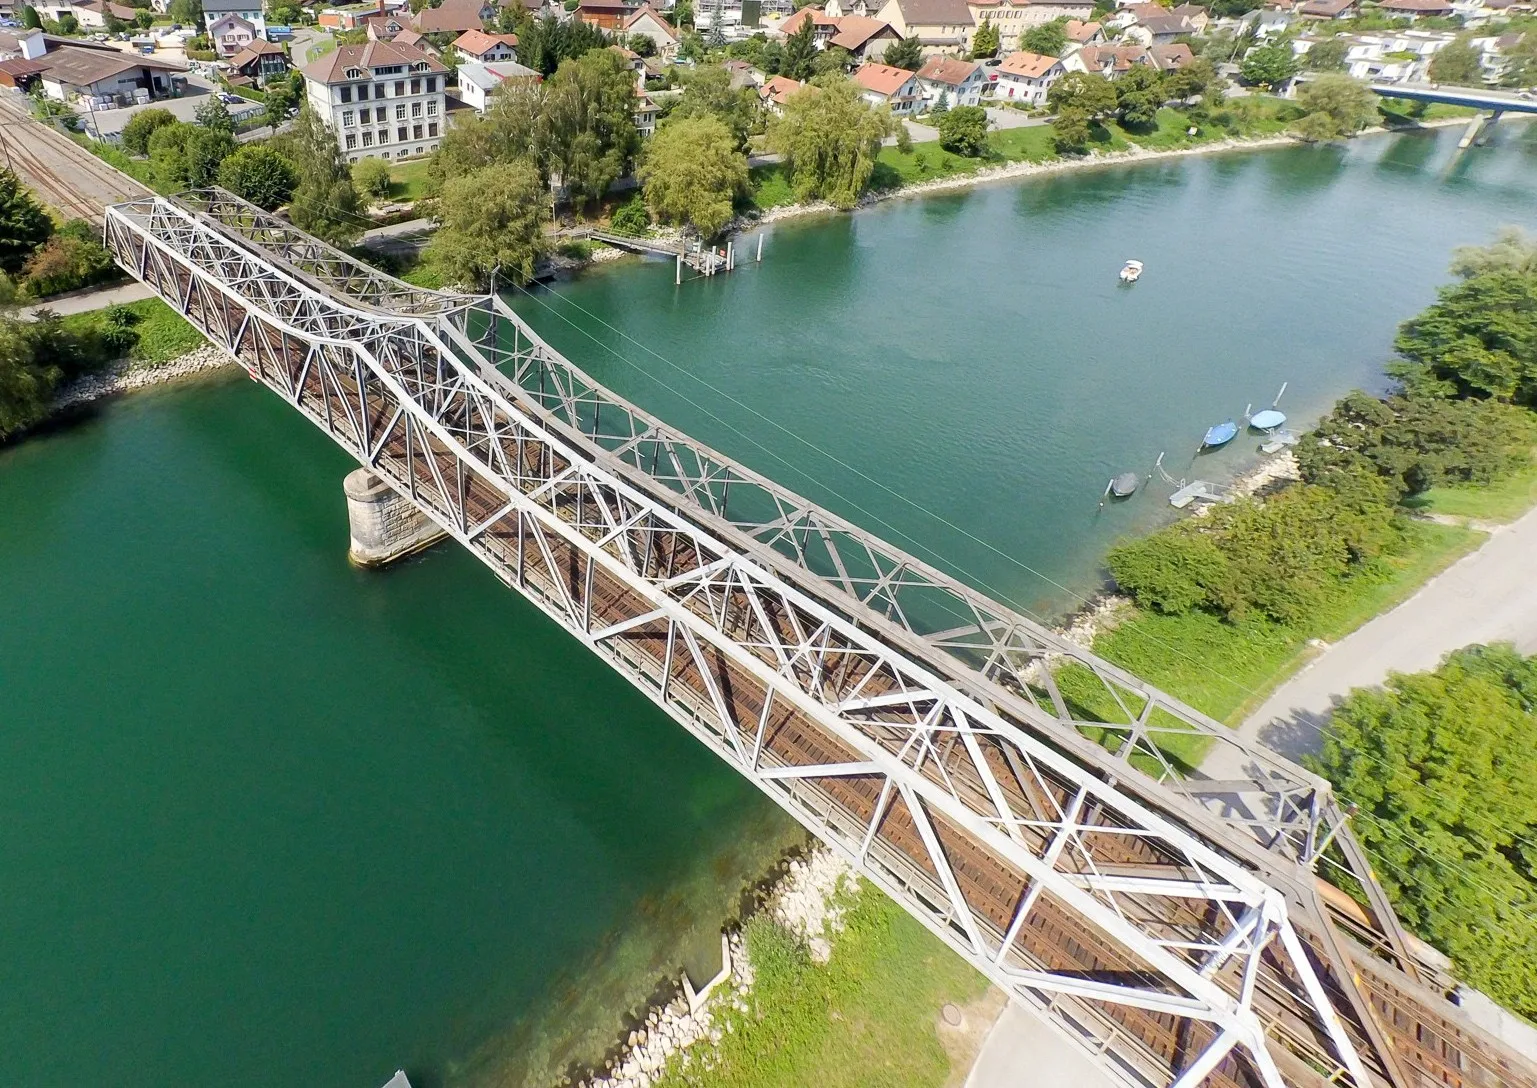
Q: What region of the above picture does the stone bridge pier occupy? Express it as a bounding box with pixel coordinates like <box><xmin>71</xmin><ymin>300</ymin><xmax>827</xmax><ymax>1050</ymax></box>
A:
<box><xmin>343</xmin><ymin>467</ymin><xmax>446</xmax><ymax>567</ymax></box>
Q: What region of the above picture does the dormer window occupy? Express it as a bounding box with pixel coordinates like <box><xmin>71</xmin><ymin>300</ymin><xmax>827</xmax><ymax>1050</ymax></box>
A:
<box><xmin>345</xmin><ymin>67</ymin><xmax>362</xmax><ymax>78</ymax></box>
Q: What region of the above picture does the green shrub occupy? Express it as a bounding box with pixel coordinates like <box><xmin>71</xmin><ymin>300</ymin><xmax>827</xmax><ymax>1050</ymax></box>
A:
<box><xmin>610</xmin><ymin>194</ymin><xmax>651</xmax><ymax>234</ymax></box>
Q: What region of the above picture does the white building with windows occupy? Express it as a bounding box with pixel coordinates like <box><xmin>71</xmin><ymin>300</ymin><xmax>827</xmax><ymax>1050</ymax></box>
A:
<box><xmin>302</xmin><ymin>40</ymin><xmax>449</xmax><ymax>164</ymax></box>
<box><xmin>201</xmin><ymin>0</ymin><xmax>265</xmax><ymax>38</ymax></box>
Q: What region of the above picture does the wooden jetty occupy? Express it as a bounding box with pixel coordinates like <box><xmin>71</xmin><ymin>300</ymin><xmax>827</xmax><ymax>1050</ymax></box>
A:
<box><xmin>569</xmin><ymin>228</ymin><xmax>735</xmax><ymax>277</ymax></box>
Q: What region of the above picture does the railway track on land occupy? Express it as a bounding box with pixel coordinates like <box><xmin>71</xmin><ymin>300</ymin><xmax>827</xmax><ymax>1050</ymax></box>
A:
<box><xmin>0</xmin><ymin>95</ymin><xmax>150</xmax><ymax>222</ymax></box>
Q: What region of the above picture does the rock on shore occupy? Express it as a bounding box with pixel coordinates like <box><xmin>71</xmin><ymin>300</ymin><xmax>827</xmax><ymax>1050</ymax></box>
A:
<box><xmin>52</xmin><ymin>345</ymin><xmax>236</xmax><ymax>411</ymax></box>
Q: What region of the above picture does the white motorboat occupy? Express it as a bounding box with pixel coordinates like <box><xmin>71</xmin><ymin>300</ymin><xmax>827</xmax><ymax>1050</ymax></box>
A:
<box><xmin>1119</xmin><ymin>259</ymin><xmax>1143</xmax><ymax>284</ymax></box>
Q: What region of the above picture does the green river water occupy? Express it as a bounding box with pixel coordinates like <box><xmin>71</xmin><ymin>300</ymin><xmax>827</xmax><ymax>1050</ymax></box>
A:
<box><xmin>1</xmin><ymin>123</ymin><xmax>1534</xmax><ymax>1088</ymax></box>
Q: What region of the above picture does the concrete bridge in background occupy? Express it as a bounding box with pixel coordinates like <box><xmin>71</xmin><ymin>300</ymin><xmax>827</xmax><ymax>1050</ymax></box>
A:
<box><xmin>101</xmin><ymin>186</ymin><xmax>1537</xmax><ymax>1088</ymax></box>
<box><xmin>1369</xmin><ymin>82</ymin><xmax>1537</xmax><ymax>147</ymax></box>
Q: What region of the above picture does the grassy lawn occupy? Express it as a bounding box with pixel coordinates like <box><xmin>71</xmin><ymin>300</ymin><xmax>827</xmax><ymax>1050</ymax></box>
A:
<box><xmin>1377</xmin><ymin>98</ymin><xmax>1479</xmax><ymax>125</ymax></box>
<box><xmin>388</xmin><ymin>158</ymin><xmax>433</xmax><ymax>202</ymax></box>
<box><xmin>59</xmin><ymin>298</ymin><xmax>206</xmax><ymax>366</ymax></box>
<box><xmin>655</xmin><ymin>881</ymin><xmax>988</xmax><ymax>1088</ymax></box>
<box><xmin>1083</xmin><ymin>519</ymin><xmax>1485</xmax><ymax>735</ymax></box>
<box><xmin>310</xmin><ymin>35</ymin><xmax>337</xmax><ymax>58</ymax></box>
<box><xmin>746</xmin><ymin>162</ymin><xmax>797</xmax><ymax>210</ymax></box>
<box><xmin>1413</xmin><ymin>461</ymin><xmax>1537</xmax><ymax>523</ymax></box>
<box><xmin>400</xmin><ymin>263</ymin><xmax>446</xmax><ymax>289</ymax></box>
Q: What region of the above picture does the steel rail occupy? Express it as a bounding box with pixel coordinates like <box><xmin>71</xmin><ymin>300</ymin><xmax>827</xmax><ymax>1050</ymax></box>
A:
<box><xmin>107</xmin><ymin>193</ymin><xmax>1378</xmax><ymax>1088</ymax></box>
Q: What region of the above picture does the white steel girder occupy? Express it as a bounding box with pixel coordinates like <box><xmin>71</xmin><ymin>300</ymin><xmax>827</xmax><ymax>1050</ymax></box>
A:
<box><xmin>104</xmin><ymin>195</ymin><xmax>1378</xmax><ymax>1088</ymax></box>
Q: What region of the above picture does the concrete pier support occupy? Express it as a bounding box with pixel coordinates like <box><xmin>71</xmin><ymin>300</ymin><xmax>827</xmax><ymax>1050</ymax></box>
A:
<box><xmin>343</xmin><ymin>467</ymin><xmax>446</xmax><ymax>567</ymax></box>
<box><xmin>1459</xmin><ymin>110</ymin><xmax>1501</xmax><ymax>149</ymax></box>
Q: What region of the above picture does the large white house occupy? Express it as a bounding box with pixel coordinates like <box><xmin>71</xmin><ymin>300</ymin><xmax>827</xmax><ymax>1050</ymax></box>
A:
<box><xmin>914</xmin><ymin>54</ymin><xmax>985</xmax><ymax>107</ymax></box>
<box><xmin>993</xmin><ymin>49</ymin><xmax>1062</xmax><ymax>105</ymax></box>
<box><xmin>302</xmin><ymin>40</ymin><xmax>448</xmax><ymax>163</ymax></box>
<box><xmin>201</xmin><ymin>0</ymin><xmax>264</xmax><ymax>37</ymax></box>
<box><xmin>456</xmin><ymin>58</ymin><xmax>540</xmax><ymax>111</ymax></box>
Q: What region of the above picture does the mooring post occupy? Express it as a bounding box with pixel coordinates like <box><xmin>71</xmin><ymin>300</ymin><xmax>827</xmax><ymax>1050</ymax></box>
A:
<box><xmin>726</xmin><ymin>241</ymin><xmax>733</xmax><ymax>271</ymax></box>
<box><xmin>756</xmin><ymin>233</ymin><xmax>764</xmax><ymax>263</ymax></box>
<box><xmin>675</xmin><ymin>251</ymin><xmax>681</xmax><ymax>285</ymax></box>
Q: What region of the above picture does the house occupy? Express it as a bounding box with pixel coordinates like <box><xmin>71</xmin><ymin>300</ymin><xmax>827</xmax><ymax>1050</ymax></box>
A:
<box><xmin>1119</xmin><ymin>2</ymin><xmax>1206</xmax><ymax>44</ymax></box>
<box><xmin>455</xmin><ymin>57</ymin><xmax>539</xmax><ymax>109</ymax></box>
<box><xmin>758</xmin><ymin>72</ymin><xmax>804</xmax><ymax>112</ymax></box>
<box><xmin>779</xmin><ymin>5</ymin><xmax>842</xmax><ymax>45</ymax></box>
<box><xmin>1063</xmin><ymin>19</ymin><xmax>1104</xmax><ymax>45</ymax></box>
<box><xmin>1297</xmin><ymin>0</ymin><xmax>1357</xmax><ymax>19</ymax></box>
<box><xmin>851</xmin><ymin>60</ymin><xmax>919</xmax><ymax>111</ymax></box>
<box><xmin>201</xmin><ymin>0</ymin><xmax>264</xmax><ymax>36</ymax></box>
<box><xmin>871</xmin><ymin>0</ymin><xmax>974</xmax><ymax>56</ymax></box>
<box><xmin>227</xmin><ymin>37</ymin><xmax>290</xmax><ymax>84</ymax></box>
<box><xmin>302</xmin><ymin>39</ymin><xmax>449</xmax><ymax>162</ymax></box>
<box><xmin>207</xmin><ymin>12</ymin><xmax>257</xmax><ymax>58</ymax></box>
<box><xmin>722</xmin><ymin>57</ymin><xmax>759</xmax><ymax>86</ymax></box>
<box><xmin>913</xmin><ymin>54</ymin><xmax>984</xmax><ymax>106</ymax></box>
<box><xmin>575</xmin><ymin>0</ymin><xmax>632</xmax><ymax>29</ymax></box>
<box><xmin>413</xmin><ymin>0</ymin><xmax>496</xmax><ymax>34</ymax></box>
<box><xmin>623</xmin><ymin>5</ymin><xmax>680</xmax><ymax>56</ymax></box>
<box><xmin>1146</xmin><ymin>41</ymin><xmax>1194</xmax><ymax>70</ymax></box>
<box><xmin>365</xmin><ymin>13</ymin><xmax>411</xmax><ymax>39</ymax></box>
<box><xmin>635</xmin><ymin>91</ymin><xmax>657</xmax><ymax>135</ymax></box>
<box><xmin>827</xmin><ymin>14</ymin><xmax>901</xmax><ymax>60</ymax></box>
<box><xmin>993</xmin><ymin>49</ymin><xmax>1061</xmax><ymax>104</ymax></box>
<box><xmin>965</xmin><ymin>0</ymin><xmax>1091</xmax><ymax>51</ymax></box>
<box><xmin>1333</xmin><ymin>30</ymin><xmax>1450</xmax><ymax>80</ymax></box>
<box><xmin>1063</xmin><ymin>43</ymin><xmax>1148</xmax><ymax>77</ymax></box>
<box><xmin>31</xmin><ymin>0</ymin><xmax>137</xmax><ymax>27</ymax></box>
<box><xmin>34</xmin><ymin>44</ymin><xmax>183</xmax><ymax>103</ymax></box>
<box><xmin>453</xmin><ymin>27</ymin><xmax>519</xmax><ymax>62</ymax></box>
<box><xmin>1377</xmin><ymin>0</ymin><xmax>1454</xmax><ymax>16</ymax></box>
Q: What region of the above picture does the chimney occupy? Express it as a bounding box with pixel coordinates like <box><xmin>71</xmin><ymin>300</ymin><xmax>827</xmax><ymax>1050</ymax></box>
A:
<box><xmin>21</xmin><ymin>28</ymin><xmax>46</xmax><ymax>60</ymax></box>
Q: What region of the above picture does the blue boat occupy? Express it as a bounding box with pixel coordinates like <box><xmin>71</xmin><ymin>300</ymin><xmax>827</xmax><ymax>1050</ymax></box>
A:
<box><xmin>1249</xmin><ymin>408</ymin><xmax>1287</xmax><ymax>432</ymax></box>
<box><xmin>1202</xmin><ymin>420</ymin><xmax>1238</xmax><ymax>448</ymax></box>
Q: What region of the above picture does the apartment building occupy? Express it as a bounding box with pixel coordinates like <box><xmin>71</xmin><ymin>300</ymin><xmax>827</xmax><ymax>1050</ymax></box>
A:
<box><xmin>302</xmin><ymin>40</ymin><xmax>448</xmax><ymax>163</ymax></box>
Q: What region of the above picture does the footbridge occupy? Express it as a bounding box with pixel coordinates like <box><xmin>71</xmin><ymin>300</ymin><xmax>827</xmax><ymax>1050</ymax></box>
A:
<box><xmin>104</xmin><ymin>188</ymin><xmax>1537</xmax><ymax>1088</ymax></box>
<box><xmin>1370</xmin><ymin>82</ymin><xmax>1537</xmax><ymax>146</ymax></box>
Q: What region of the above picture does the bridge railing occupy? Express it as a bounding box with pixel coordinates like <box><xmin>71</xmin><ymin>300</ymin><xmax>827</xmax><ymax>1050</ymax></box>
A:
<box><xmin>105</xmin><ymin>192</ymin><xmax>1385</xmax><ymax>1088</ymax></box>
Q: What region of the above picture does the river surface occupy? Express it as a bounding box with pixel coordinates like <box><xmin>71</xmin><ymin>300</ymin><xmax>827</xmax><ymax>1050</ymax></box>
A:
<box><xmin>2</xmin><ymin>123</ymin><xmax>1534</xmax><ymax>1088</ymax></box>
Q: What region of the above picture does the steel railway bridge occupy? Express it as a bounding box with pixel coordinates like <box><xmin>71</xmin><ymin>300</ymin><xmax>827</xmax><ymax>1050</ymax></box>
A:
<box><xmin>104</xmin><ymin>190</ymin><xmax>1536</xmax><ymax>1088</ymax></box>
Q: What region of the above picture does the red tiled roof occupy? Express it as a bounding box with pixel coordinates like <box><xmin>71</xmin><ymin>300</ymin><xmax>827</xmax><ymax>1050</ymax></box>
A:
<box><xmin>997</xmin><ymin>50</ymin><xmax>1058</xmax><ymax>78</ymax></box>
<box><xmin>453</xmin><ymin>28</ymin><xmax>518</xmax><ymax>54</ymax></box>
<box><xmin>759</xmin><ymin>73</ymin><xmax>805</xmax><ymax>103</ymax></box>
<box><xmin>828</xmin><ymin>14</ymin><xmax>895</xmax><ymax>50</ymax></box>
<box><xmin>915</xmin><ymin>54</ymin><xmax>979</xmax><ymax>85</ymax></box>
<box><xmin>413</xmin><ymin>0</ymin><xmax>487</xmax><ymax>33</ymax></box>
<box><xmin>623</xmin><ymin>3</ymin><xmax>679</xmax><ymax>38</ymax></box>
<box><xmin>852</xmin><ymin>61</ymin><xmax>914</xmax><ymax>95</ymax></box>
<box><xmin>1064</xmin><ymin>18</ymin><xmax>1101</xmax><ymax>40</ymax></box>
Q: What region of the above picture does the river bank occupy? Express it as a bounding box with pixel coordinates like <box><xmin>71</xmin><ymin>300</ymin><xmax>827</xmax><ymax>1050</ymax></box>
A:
<box><xmin>51</xmin><ymin>344</ymin><xmax>237</xmax><ymax>413</ymax></box>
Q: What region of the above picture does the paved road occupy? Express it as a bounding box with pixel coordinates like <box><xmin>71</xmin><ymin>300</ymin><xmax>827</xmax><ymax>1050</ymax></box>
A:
<box><xmin>290</xmin><ymin>26</ymin><xmax>332</xmax><ymax>71</ymax></box>
<box><xmin>20</xmin><ymin>281</ymin><xmax>154</xmax><ymax>318</ymax></box>
<box><xmin>965</xmin><ymin>1001</ymin><xmax>1117</xmax><ymax>1088</ymax></box>
<box><xmin>1203</xmin><ymin>505</ymin><xmax>1537</xmax><ymax>777</ymax></box>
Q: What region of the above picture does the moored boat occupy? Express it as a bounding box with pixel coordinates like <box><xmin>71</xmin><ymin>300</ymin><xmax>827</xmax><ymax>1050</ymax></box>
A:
<box><xmin>1119</xmin><ymin>260</ymin><xmax>1143</xmax><ymax>284</ymax></box>
<box><xmin>1249</xmin><ymin>408</ymin><xmax>1287</xmax><ymax>432</ymax></box>
<box><xmin>1201</xmin><ymin>420</ymin><xmax>1238</xmax><ymax>448</ymax></box>
<box><xmin>1109</xmin><ymin>472</ymin><xmax>1140</xmax><ymax>498</ymax></box>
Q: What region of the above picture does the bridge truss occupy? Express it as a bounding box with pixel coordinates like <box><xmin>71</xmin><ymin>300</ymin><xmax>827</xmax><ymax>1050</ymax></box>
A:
<box><xmin>105</xmin><ymin>191</ymin><xmax>1537</xmax><ymax>1088</ymax></box>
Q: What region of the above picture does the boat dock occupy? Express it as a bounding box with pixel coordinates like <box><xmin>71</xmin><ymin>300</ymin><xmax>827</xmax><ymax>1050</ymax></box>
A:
<box><xmin>1169</xmin><ymin>480</ymin><xmax>1232</xmax><ymax>509</ymax></box>
<box><xmin>566</xmin><ymin>228</ymin><xmax>738</xmax><ymax>278</ymax></box>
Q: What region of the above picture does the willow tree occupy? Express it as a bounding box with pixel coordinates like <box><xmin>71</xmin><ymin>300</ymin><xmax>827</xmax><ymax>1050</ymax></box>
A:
<box><xmin>640</xmin><ymin>115</ymin><xmax>748</xmax><ymax>238</ymax></box>
<box><xmin>766</xmin><ymin>77</ymin><xmax>892</xmax><ymax>210</ymax></box>
<box><xmin>426</xmin><ymin>160</ymin><xmax>547</xmax><ymax>289</ymax></box>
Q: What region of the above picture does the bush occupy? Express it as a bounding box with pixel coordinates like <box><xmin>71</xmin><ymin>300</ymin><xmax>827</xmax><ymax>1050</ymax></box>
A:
<box><xmin>1107</xmin><ymin>476</ymin><xmax>1400</xmax><ymax>625</ymax></box>
<box><xmin>610</xmin><ymin>194</ymin><xmax>650</xmax><ymax>234</ymax></box>
<box><xmin>936</xmin><ymin>105</ymin><xmax>989</xmax><ymax>157</ymax></box>
<box><xmin>1298</xmin><ymin>390</ymin><xmax>1537</xmax><ymax>499</ymax></box>
<box><xmin>0</xmin><ymin>167</ymin><xmax>54</xmax><ymax>275</ymax></box>
<box><xmin>21</xmin><ymin>219</ymin><xmax>120</xmax><ymax>298</ymax></box>
<box><xmin>351</xmin><ymin>157</ymin><xmax>393</xmax><ymax>202</ymax></box>
<box><xmin>218</xmin><ymin>146</ymin><xmax>299</xmax><ymax>210</ymax></box>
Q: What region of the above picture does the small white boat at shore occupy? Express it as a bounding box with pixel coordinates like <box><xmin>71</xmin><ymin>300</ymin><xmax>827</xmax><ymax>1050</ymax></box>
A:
<box><xmin>1119</xmin><ymin>259</ymin><xmax>1143</xmax><ymax>284</ymax></box>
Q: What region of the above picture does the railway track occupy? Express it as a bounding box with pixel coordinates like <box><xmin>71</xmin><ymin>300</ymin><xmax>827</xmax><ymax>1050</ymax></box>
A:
<box><xmin>102</xmin><ymin>192</ymin><xmax>1537</xmax><ymax>1088</ymax></box>
<box><xmin>0</xmin><ymin>95</ymin><xmax>150</xmax><ymax>222</ymax></box>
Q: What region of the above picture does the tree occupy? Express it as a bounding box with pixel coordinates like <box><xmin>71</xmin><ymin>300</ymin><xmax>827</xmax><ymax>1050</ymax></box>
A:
<box><xmin>627</xmin><ymin>32</ymin><xmax>656</xmax><ymax>57</ymax></box>
<box><xmin>284</xmin><ymin>108</ymin><xmax>363</xmax><ymax>245</ymax></box>
<box><xmin>1207</xmin><ymin>0</ymin><xmax>1262</xmax><ymax>14</ymax></box>
<box><xmin>263</xmin><ymin>73</ymin><xmax>301</xmax><ymax>129</ymax></box>
<box><xmin>781</xmin><ymin>17</ymin><xmax>818</xmax><ymax>81</ymax></box>
<box><xmin>18</xmin><ymin>4</ymin><xmax>41</xmax><ymax>28</ymax></box>
<box><xmin>640</xmin><ymin>115</ymin><xmax>747</xmax><ymax>238</ymax></box>
<box><xmin>1019</xmin><ymin>18</ymin><xmax>1068</xmax><ymax>58</ymax></box>
<box><xmin>514</xmin><ymin>13</ymin><xmax>610</xmax><ymax>76</ymax></box>
<box><xmin>194</xmin><ymin>94</ymin><xmax>235</xmax><ymax>135</ymax></box>
<box><xmin>1449</xmin><ymin>226</ymin><xmax>1537</xmax><ymax>279</ymax></box>
<box><xmin>1239</xmin><ymin>42</ymin><xmax>1298</xmax><ymax>87</ymax></box>
<box><xmin>541</xmin><ymin>48</ymin><xmax>641</xmax><ymax>209</ymax></box>
<box><xmin>430</xmin><ymin>76</ymin><xmax>544</xmax><ymax>188</ymax></box>
<box><xmin>610</xmin><ymin>193</ymin><xmax>650</xmax><ymax>234</ymax></box>
<box><xmin>1163</xmin><ymin>56</ymin><xmax>1221</xmax><ymax>102</ymax></box>
<box><xmin>352</xmin><ymin>156</ymin><xmax>393</xmax><ymax>202</ymax></box>
<box><xmin>0</xmin><ymin>317</ymin><xmax>60</xmax><ymax>439</ymax></box>
<box><xmin>1050</xmin><ymin>106</ymin><xmax>1092</xmax><ymax>152</ymax></box>
<box><xmin>1305</xmin><ymin>36</ymin><xmax>1349</xmax><ymax>72</ymax></box>
<box><xmin>55</xmin><ymin>12</ymin><xmax>78</xmax><ymax>33</ymax></box>
<box><xmin>1309</xmin><ymin>644</ymin><xmax>1537</xmax><ymax>1019</ymax></box>
<box><xmin>1047</xmin><ymin>70</ymin><xmax>1117</xmax><ymax>119</ymax></box>
<box><xmin>767</xmin><ymin>76</ymin><xmax>891</xmax><ymax>209</ymax></box>
<box><xmin>1115</xmin><ymin>63</ymin><xmax>1165</xmax><ymax>128</ymax></box>
<box><xmin>134</xmin><ymin>10</ymin><xmax>154</xmax><ymax>28</ymax></box>
<box><xmin>167</xmin><ymin>0</ymin><xmax>201</xmax><ymax>27</ymax></box>
<box><xmin>147</xmin><ymin>121</ymin><xmax>194</xmax><ymax>188</ymax></box>
<box><xmin>936</xmin><ymin>104</ymin><xmax>989</xmax><ymax>156</ymax></box>
<box><xmin>1392</xmin><ymin>269</ymin><xmax>1537</xmax><ymax>405</ymax></box>
<box><xmin>426</xmin><ymin>160</ymin><xmax>546</xmax><ymax>289</ymax></box>
<box><xmin>1297</xmin><ymin>390</ymin><xmax>1537</xmax><ymax>498</ymax></box>
<box><xmin>121</xmin><ymin>107</ymin><xmax>176</xmax><ymax>156</ymax></box>
<box><xmin>1294</xmin><ymin>73</ymin><xmax>1378</xmax><ymax>139</ymax></box>
<box><xmin>217</xmin><ymin>145</ymin><xmax>299</xmax><ymax>210</ymax></box>
<box><xmin>882</xmin><ymin>35</ymin><xmax>922</xmax><ymax>71</ymax></box>
<box><xmin>670</xmin><ymin>64</ymin><xmax>758</xmax><ymax>150</ymax></box>
<box><xmin>1428</xmin><ymin>37</ymin><xmax>1482</xmax><ymax>87</ymax></box>
<box><xmin>0</xmin><ymin>170</ymin><xmax>53</xmax><ymax>276</ymax></box>
<box><xmin>971</xmin><ymin>16</ymin><xmax>999</xmax><ymax>59</ymax></box>
<box><xmin>184</xmin><ymin>127</ymin><xmax>236</xmax><ymax>186</ymax></box>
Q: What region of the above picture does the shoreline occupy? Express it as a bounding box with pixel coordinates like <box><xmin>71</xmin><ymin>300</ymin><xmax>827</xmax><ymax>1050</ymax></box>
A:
<box><xmin>738</xmin><ymin>115</ymin><xmax>1472</xmax><ymax>233</ymax></box>
<box><xmin>50</xmin><ymin>345</ymin><xmax>238</xmax><ymax>414</ymax></box>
